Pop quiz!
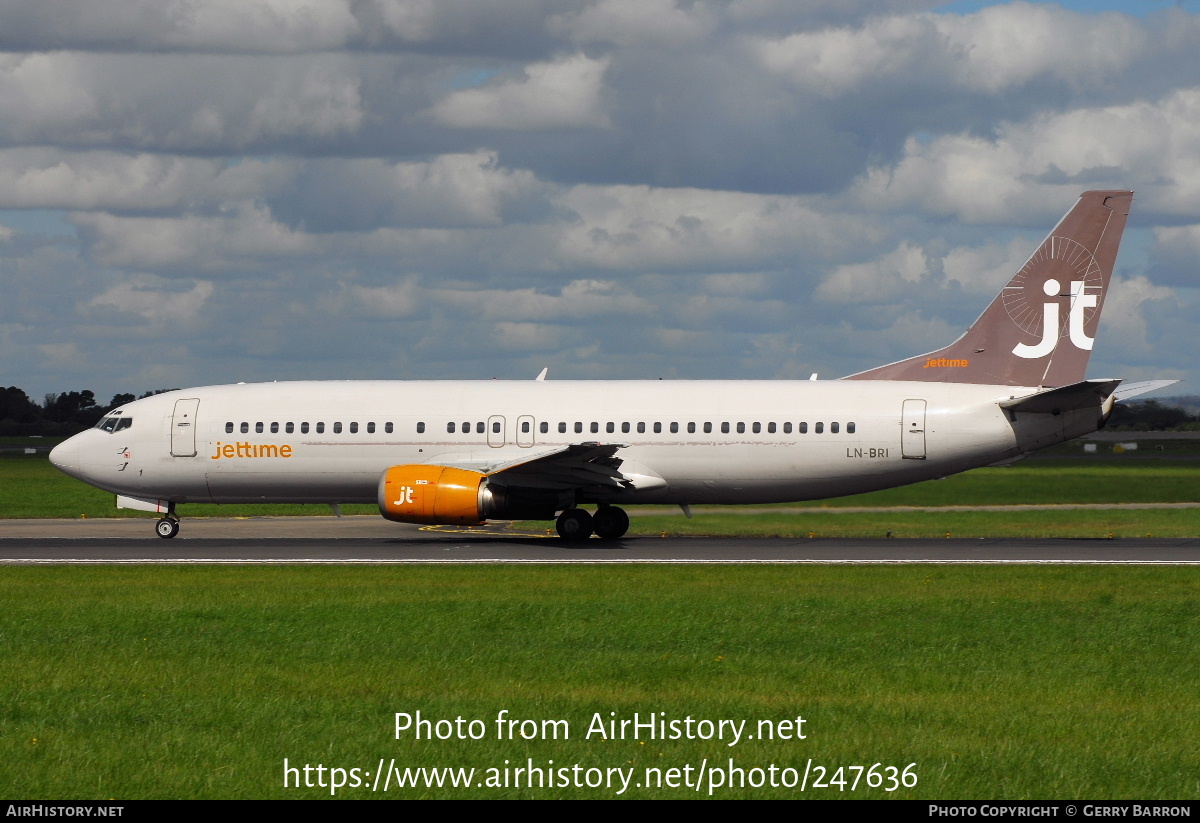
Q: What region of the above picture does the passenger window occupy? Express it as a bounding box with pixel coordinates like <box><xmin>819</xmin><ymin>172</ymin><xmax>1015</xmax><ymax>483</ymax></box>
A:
<box><xmin>540</xmin><ymin>422</ymin><xmax>548</xmax><ymax>434</ymax></box>
<box><xmin>286</xmin><ymin>422</ymin><xmax>294</xmax><ymax>434</ymax></box>
<box><xmin>271</xmin><ymin>422</ymin><xmax>279</xmax><ymax>433</ymax></box>
<box><xmin>799</xmin><ymin>422</ymin><xmax>808</xmax><ymax>434</ymax></box>
<box><xmin>334</xmin><ymin>422</ymin><xmax>342</xmax><ymax>434</ymax></box>
<box><xmin>241</xmin><ymin>422</ymin><xmax>249</xmax><ymax>434</ymax></box>
<box><xmin>847</xmin><ymin>422</ymin><xmax>856</xmax><ymax>434</ymax></box>
<box><xmin>721</xmin><ymin>422</ymin><xmax>729</xmax><ymax>434</ymax></box>
<box><xmin>670</xmin><ymin>422</ymin><xmax>678</xmax><ymax>434</ymax></box>
<box><xmin>752</xmin><ymin>422</ymin><xmax>761</xmax><ymax>434</ymax></box>
<box><xmin>606</xmin><ymin>422</ymin><xmax>614</xmax><ymax>433</ymax></box>
<box><xmin>654</xmin><ymin>422</ymin><xmax>662</xmax><ymax>433</ymax></box>
<box><xmin>768</xmin><ymin>422</ymin><xmax>776</xmax><ymax>433</ymax></box>
<box><xmin>815</xmin><ymin>422</ymin><xmax>824</xmax><ymax>434</ymax></box>
<box><xmin>737</xmin><ymin>422</ymin><xmax>745</xmax><ymax>434</ymax></box>
<box><xmin>687</xmin><ymin>422</ymin><xmax>696</xmax><ymax>433</ymax></box>
<box><xmin>492</xmin><ymin>421</ymin><xmax>500</xmax><ymax>434</ymax></box>
<box><xmin>225</xmin><ymin>422</ymin><xmax>234</xmax><ymax>434</ymax></box>
<box><xmin>704</xmin><ymin>422</ymin><xmax>712</xmax><ymax>433</ymax></box>
<box><xmin>831</xmin><ymin>422</ymin><xmax>839</xmax><ymax>434</ymax></box>
<box><xmin>301</xmin><ymin>423</ymin><xmax>309</xmax><ymax>434</ymax></box>
<box><xmin>522</xmin><ymin>421</ymin><xmax>530</xmax><ymax>433</ymax></box>
<box><xmin>316</xmin><ymin>422</ymin><xmax>325</xmax><ymax>434</ymax></box>
<box><xmin>637</xmin><ymin>422</ymin><xmax>646</xmax><ymax>434</ymax></box>
<box><xmin>350</xmin><ymin>422</ymin><xmax>358</xmax><ymax>434</ymax></box>
<box><xmin>476</xmin><ymin>422</ymin><xmax>484</xmax><ymax>434</ymax></box>
<box><xmin>622</xmin><ymin>422</ymin><xmax>630</xmax><ymax>433</ymax></box>
<box><xmin>386</xmin><ymin>423</ymin><xmax>393</xmax><ymax>434</ymax></box>
<box><xmin>415</xmin><ymin>422</ymin><xmax>423</xmax><ymax>434</ymax></box>
<box><xmin>575</xmin><ymin>422</ymin><xmax>583</xmax><ymax>434</ymax></box>
<box><xmin>591</xmin><ymin>422</ymin><xmax>599</xmax><ymax>434</ymax></box>
<box><xmin>256</xmin><ymin>422</ymin><xmax>264</xmax><ymax>433</ymax></box>
<box><xmin>367</xmin><ymin>422</ymin><xmax>375</xmax><ymax>434</ymax></box>
<box><xmin>559</xmin><ymin>422</ymin><xmax>567</xmax><ymax>434</ymax></box>
<box><xmin>448</xmin><ymin>422</ymin><xmax>456</xmax><ymax>433</ymax></box>
<box><xmin>783</xmin><ymin>422</ymin><xmax>792</xmax><ymax>434</ymax></box>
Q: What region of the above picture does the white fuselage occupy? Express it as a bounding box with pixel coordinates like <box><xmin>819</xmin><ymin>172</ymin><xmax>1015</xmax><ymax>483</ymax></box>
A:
<box><xmin>49</xmin><ymin>379</ymin><xmax>1100</xmax><ymax>509</ymax></box>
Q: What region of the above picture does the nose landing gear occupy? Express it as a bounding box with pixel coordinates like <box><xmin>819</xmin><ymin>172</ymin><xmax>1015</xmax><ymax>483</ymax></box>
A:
<box><xmin>155</xmin><ymin>507</ymin><xmax>180</xmax><ymax>539</ymax></box>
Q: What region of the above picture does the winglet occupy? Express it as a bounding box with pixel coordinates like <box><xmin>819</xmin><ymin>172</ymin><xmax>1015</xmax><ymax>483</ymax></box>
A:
<box><xmin>535</xmin><ymin>367</ymin><xmax>548</xmax><ymax>382</ymax></box>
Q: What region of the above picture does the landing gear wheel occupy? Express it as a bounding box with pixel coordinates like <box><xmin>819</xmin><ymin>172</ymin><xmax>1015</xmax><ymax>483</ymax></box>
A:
<box><xmin>556</xmin><ymin>508</ymin><xmax>593</xmax><ymax>541</ymax></box>
<box><xmin>155</xmin><ymin>517</ymin><xmax>180</xmax><ymax>539</ymax></box>
<box><xmin>592</xmin><ymin>506</ymin><xmax>629</xmax><ymax>540</ymax></box>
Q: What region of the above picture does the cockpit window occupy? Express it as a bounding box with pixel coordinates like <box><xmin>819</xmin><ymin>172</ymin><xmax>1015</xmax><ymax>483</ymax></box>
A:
<box><xmin>94</xmin><ymin>415</ymin><xmax>132</xmax><ymax>433</ymax></box>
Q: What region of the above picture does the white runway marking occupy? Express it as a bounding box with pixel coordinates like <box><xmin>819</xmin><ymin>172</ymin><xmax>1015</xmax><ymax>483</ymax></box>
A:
<box><xmin>4</xmin><ymin>558</ymin><xmax>1200</xmax><ymax>565</ymax></box>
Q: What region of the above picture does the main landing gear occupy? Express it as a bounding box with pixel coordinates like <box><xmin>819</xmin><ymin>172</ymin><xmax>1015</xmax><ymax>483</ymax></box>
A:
<box><xmin>155</xmin><ymin>507</ymin><xmax>180</xmax><ymax>539</ymax></box>
<box><xmin>556</xmin><ymin>506</ymin><xmax>629</xmax><ymax>541</ymax></box>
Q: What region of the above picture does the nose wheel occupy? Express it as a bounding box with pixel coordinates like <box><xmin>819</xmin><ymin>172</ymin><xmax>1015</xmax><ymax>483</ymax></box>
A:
<box><xmin>155</xmin><ymin>516</ymin><xmax>180</xmax><ymax>539</ymax></box>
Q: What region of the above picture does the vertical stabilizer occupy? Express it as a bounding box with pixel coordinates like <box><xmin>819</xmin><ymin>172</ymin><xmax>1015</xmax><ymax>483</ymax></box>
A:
<box><xmin>845</xmin><ymin>190</ymin><xmax>1133</xmax><ymax>387</ymax></box>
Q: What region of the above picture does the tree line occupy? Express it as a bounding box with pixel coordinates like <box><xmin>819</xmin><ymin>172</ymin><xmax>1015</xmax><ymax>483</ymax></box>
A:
<box><xmin>0</xmin><ymin>386</ymin><xmax>178</xmax><ymax>437</ymax></box>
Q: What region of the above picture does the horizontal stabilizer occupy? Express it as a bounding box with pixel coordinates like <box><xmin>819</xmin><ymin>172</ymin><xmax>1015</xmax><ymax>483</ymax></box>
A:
<box><xmin>1111</xmin><ymin>379</ymin><xmax>1180</xmax><ymax>403</ymax></box>
<box><xmin>999</xmin><ymin>379</ymin><xmax>1122</xmax><ymax>414</ymax></box>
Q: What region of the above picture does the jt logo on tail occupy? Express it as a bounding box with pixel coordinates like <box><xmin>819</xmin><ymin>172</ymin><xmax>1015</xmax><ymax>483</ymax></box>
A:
<box><xmin>846</xmin><ymin>190</ymin><xmax>1132</xmax><ymax>388</ymax></box>
<box><xmin>1012</xmin><ymin>277</ymin><xmax>1098</xmax><ymax>359</ymax></box>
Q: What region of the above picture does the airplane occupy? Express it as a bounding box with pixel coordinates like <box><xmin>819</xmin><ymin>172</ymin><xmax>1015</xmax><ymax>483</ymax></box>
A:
<box><xmin>50</xmin><ymin>190</ymin><xmax>1174</xmax><ymax>540</ymax></box>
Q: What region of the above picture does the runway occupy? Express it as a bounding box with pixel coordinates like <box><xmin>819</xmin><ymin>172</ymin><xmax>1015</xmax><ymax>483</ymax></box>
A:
<box><xmin>2</xmin><ymin>517</ymin><xmax>1199</xmax><ymax>563</ymax></box>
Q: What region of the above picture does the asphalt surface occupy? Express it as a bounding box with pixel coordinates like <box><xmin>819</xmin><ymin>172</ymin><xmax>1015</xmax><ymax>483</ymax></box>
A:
<box><xmin>1</xmin><ymin>517</ymin><xmax>1199</xmax><ymax>563</ymax></box>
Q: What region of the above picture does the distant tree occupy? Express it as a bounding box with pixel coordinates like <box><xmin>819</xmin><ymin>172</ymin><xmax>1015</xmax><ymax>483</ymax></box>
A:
<box><xmin>0</xmin><ymin>386</ymin><xmax>42</xmax><ymax>436</ymax></box>
<box><xmin>1107</xmin><ymin>399</ymin><xmax>1197</xmax><ymax>431</ymax></box>
<box><xmin>42</xmin><ymin>390</ymin><xmax>103</xmax><ymax>431</ymax></box>
<box><xmin>108</xmin><ymin>393</ymin><xmax>136</xmax><ymax>409</ymax></box>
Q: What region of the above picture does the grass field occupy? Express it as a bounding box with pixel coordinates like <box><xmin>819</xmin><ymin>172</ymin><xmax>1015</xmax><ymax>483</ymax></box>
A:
<box><xmin>4</xmin><ymin>446</ymin><xmax>1200</xmax><ymax>799</ymax></box>
<box><xmin>3</xmin><ymin>565</ymin><xmax>1199</xmax><ymax>799</ymax></box>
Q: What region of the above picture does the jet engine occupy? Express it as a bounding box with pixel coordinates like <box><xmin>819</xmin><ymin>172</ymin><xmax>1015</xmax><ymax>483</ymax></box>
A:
<box><xmin>378</xmin><ymin>464</ymin><xmax>560</xmax><ymax>525</ymax></box>
<box><xmin>378</xmin><ymin>465</ymin><xmax>491</xmax><ymax>525</ymax></box>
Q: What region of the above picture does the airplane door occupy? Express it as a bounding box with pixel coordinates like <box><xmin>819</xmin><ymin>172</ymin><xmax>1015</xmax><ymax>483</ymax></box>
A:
<box><xmin>487</xmin><ymin>415</ymin><xmax>506</xmax><ymax>448</ymax></box>
<box><xmin>902</xmin><ymin>399</ymin><xmax>926</xmax><ymax>460</ymax></box>
<box><xmin>171</xmin><ymin>398</ymin><xmax>200</xmax><ymax>457</ymax></box>
<box><xmin>516</xmin><ymin>415</ymin><xmax>535</xmax><ymax>448</ymax></box>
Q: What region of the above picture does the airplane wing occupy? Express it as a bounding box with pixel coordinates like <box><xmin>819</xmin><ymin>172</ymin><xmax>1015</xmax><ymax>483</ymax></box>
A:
<box><xmin>424</xmin><ymin>442</ymin><xmax>633</xmax><ymax>491</ymax></box>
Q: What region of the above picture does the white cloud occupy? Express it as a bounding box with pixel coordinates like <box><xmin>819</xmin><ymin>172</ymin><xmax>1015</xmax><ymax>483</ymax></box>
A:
<box><xmin>1098</xmin><ymin>275</ymin><xmax>1177</xmax><ymax>357</ymax></box>
<box><xmin>555</xmin><ymin>0</ymin><xmax>714</xmax><ymax>46</ymax></box>
<box><xmin>852</xmin><ymin>86</ymin><xmax>1200</xmax><ymax>222</ymax></box>
<box><xmin>553</xmin><ymin>185</ymin><xmax>866</xmax><ymax>271</ymax></box>
<box><xmin>429</xmin><ymin>53</ymin><xmax>611</xmax><ymax>130</ymax></box>
<box><xmin>0</xmin><ymin>53</ymin><xmax>364</xmax><ymax>150</ymax></box>
<box><xmin>0</xmin><ymin>0</ymin><xmax>361</xmax><ymax>53</ymax></box>
<box><xmin>816</xmin><ymin>241</ymin><xmax>929</xmax><ymax>303</ymax></box>
<box><xmin>74</xmin><ymin>204</ymin><xmax>316</xmax><ymax>270</ymax></box>
<box><xmin>756</xmin><ymin>3</ymin><xmax>1143</xmax><ymax>97</ymax></box>
<box><xmin>89</xmin><ymin>276</ymin><xmax>215</xmax><ymax>324</ymax></box>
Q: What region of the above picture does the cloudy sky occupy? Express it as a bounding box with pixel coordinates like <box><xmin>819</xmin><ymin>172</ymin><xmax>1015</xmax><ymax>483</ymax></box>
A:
<box><xmin>1</xmin><ymin>0</ymin><xmax>1196</xmax><ymax>403</ymax></box>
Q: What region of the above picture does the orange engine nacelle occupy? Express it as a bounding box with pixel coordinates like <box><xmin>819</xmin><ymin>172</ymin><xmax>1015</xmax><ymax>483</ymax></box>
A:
<box><xmin>378</xmin><ymin>464</ymin><xmax>491</xmax><ymax>525</ymax></box>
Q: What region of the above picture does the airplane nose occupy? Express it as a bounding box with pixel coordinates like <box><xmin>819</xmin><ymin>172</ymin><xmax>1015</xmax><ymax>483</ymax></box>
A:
<box><xmin>49</xmin><ymin>438</ymin><xmax>80</xmax><ymax>474</ymax></box>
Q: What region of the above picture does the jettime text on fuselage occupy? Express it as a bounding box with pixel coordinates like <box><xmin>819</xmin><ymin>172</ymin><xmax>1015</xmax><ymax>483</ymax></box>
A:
<box><xmin>210</xmin><ymin>442</ymin><xmax>294</xmax><ymax>459</ymax></box>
